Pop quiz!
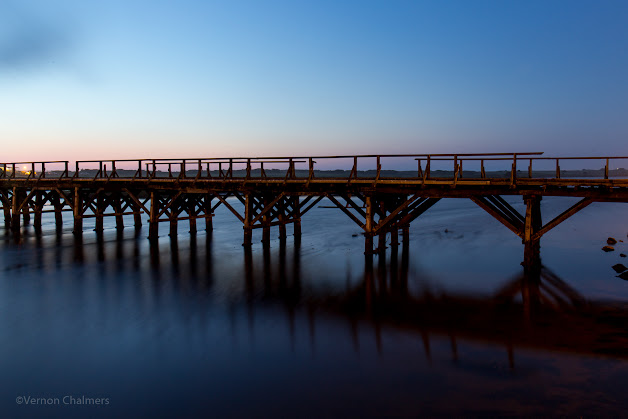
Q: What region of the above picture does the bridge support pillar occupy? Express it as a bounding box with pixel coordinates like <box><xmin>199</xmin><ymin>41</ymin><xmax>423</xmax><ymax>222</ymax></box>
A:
<box><xmin>402</xmin><ymin>226</ymin><xmax>409</xmax><ymax>246</ymax></box>
<box><xmin>261</xmin><ymin>196</ymin><xmax>271</xmax><ymax>245</ymax></box>
<box><xmin>243</xmin><ymin>194</ymin><xmax>253</xmax><ymax>247</ymax></box>
<box><xmin>293</xmin><ymin>219</ymin><xmax>301</xmax><ymax>245</ymax></box>
<box><xmin>33</xmin><ymin>209</ymin><xmax>42</xmax><ymax>235</ymax></box>
<box><xmin>73</xmin><ymin>187</ymin><xmax>83</xmax><ymax>235</ymax></box>
<box><xmin>148</xmin><ymin>192</ymin><xmax>159</xmax><ymax>240</ymax></box>
<box><xmin>205</xmin><ymin>194</ymin><xmax>213</xmax><ymax>232</ymax></box>
<box><xmin>522</xmin><ymin>195</ymin><xmax>542</xmax><ymax>271</ymax></box>
<box><xmin>293</xmin><ymin>196</ymin><xmax>302</xmax><ymax>245</ymax></box>
<box><xmin>114</xmin><ymin>198</ymin><xmax>124</xmax><ymax>230</ymax></box>
<box><xmin>94</xmin><ymin>194</ymin><xmax>104</xmax><ymax>234</ymax></box>
<box><xmin>11</xmin><ymin>187</ymin><xmax>21</xmax><ymax>238</ymax></box>
<box><xmin>188</xmin><ymin>198</ymin><xmax>197</xmax><ymax>235</ymax></box>
<box><xmin>391</xmin><ymin>227</ymin><xmax>399</xmax><ymax>247</ymax></box>
<box><xmin>169</xmin><ymin>219</ymin><xmax>178</xmax><ymax>237</ymax></box>
<box><xmin>364</xmin><ymin>196</ymin><xmax>375</xmax><ymax>255</ymax></box>
<box><xmin>3</xmin><ymin>199</ymin><xmax>11</xmax><ymax>232</ymax></box>
<box><xmin>134</xmin><ymin>213</ymin><xmax>142</xmax><ymax>229</ymax></box>
<box><xmin>22</xmin><ymin>204</ymin><xmax>30</xmax><ymax>225</ymax></box>
<box><xmin>51</xmin><ymin>193</ymin><xmax>63</xmax><ymax>232</ymax></box>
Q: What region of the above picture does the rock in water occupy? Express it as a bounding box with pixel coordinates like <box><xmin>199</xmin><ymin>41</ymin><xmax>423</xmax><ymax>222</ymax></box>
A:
<box><xmin>618</xmin><ymin>272</ymin><xmax>628</xmax><ymax>281</ymax></box>
<box><xmin>602</xmin><ymin>246</ymin><xmax>615</xmax><ymax>252</ymax></box>
<box><xmin>607</xmin><ymin>237</ymin><xmax>617</xmax><ymax>245</ymax></box>
<box><xmin>621</xmin><ymin>254</ymin><xmax>627</xmax><ymax>258</ymax></box>
<box><xmin>612</xmin><ymin>264</ymin><xmax>628</xmax><ymax>273</ymax></box>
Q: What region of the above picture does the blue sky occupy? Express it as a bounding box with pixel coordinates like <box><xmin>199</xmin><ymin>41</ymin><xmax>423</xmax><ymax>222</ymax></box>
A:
<box><xmin>1</xmin><ymin>0</ymin><xmax>627</xmax><ymax>162</ymax></box>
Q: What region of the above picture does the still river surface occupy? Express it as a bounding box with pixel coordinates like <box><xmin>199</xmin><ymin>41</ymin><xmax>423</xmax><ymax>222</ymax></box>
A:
<box><xmin>1</xmin><ymin>196</ymin><xmax>628</xmax><ymax>417</ymax></box>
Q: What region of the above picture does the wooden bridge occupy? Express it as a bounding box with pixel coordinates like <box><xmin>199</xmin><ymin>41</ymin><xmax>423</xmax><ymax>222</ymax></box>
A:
<box><xmin>2</xmin><ymin>152</ymin><xmax>628</xmax><ymax>267</ymax></box>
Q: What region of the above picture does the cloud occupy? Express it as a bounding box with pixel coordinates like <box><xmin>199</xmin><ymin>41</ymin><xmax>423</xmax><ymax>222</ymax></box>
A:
<box><xmin>0</xmin><ymin>2</ymin><xmax>75</xmax><ymax>71</ymax></box>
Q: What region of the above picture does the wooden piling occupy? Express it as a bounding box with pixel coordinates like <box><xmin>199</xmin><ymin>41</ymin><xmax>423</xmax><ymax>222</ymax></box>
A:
<box><xmin>73</xmin><ymin>187</ymin><xmax>83</xmax><ymax>235</ymax></box>
<box><xmin>22</xmin><ymin>204</ymin><xmax>30</xmax><ymax>225</ymax></box>
<box><xmin>188</xmin><ymin>197</ymin><xmax>197</xmax><ymax>234</ymax></box>
<box><xmin>114</xmin><ymin>197</ymin><xmax>124</xmax><ymax>230</ymax></box>
<box><xmin>523</xmin><ymin>195</ymin><xmax>542</xmax><ymax>270</ymax></box>
<box><xmin>134</xmin><ymin>212</ymin><xmax>142</xmax><ymax>229</ymax></box>
<box><xmin>364</xmin><ymin>196</ymin><xmax>374</xmax><ymax>255</ymax></box>
<box><xmin>94</xmin><ymin>194</ymin><xmax>104</xmax><ymax>233</ymax></box>
<box><xmin>205</xmin><ymin>194</ymin><xmax>213</xmax><ymax>232</ymax></box>
<box><xmin>51</xmin><ymin>193</ymin><xmax>63</xmax><ymax>232</ymax></box>
<box><xmin>3</xmin><ymin>197</ymin><xmax>11</xmax><ymax>231</ymax></box>
<box><xmin>11</xmin><ymin>187</ymin><xmax>20</xmax><ymax>237</ymax></box>
<box><xmin>293</xmin><ymin>196</ymin><xmax>301</xmax><ymax>244</ymax></box>
<box><xmin>262</xmin><ymin>195</ymin><xmax>271</xmax><ymax>245</ymax></box>
<box><xmin>148</xmin><ymin>192</ymin><xmax>158</xmax><ymax>240</ymax></box>
<box><xmin>33</xmin><ymin>192</ymin><xmax>42</xmax><ymax>234</ymax></box>
<box><xmin>243</xmin><ymin>194</ymin><xmax>252</xmax><ymax>247</ymax></box>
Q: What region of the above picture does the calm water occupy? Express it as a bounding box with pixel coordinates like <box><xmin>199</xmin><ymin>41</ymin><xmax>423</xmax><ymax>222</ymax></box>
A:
<box><xmin>2</xmin><ymin>197</ymin><xmax>628</xmax><ymax>417</ymax></box>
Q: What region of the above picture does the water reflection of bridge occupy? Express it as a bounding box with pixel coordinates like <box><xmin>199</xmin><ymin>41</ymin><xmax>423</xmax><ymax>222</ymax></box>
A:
<box><xmin>66</xmin><ymin>233</ymin><xmax>628</xmax><ymax>364</ymax></box>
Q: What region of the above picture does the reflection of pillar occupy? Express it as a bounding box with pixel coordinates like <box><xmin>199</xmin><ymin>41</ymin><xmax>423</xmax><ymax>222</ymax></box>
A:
<box><xmin>96</xmin><ymin>233</ymin><xmax>105</xmax><ymax>262</ymax></box>
<box><xmin>73</xmin><ymin>234</ymin><xmax>84</xmax><ymax>262</ymax></box>
<box><xmin>243</xmin><ymin>194</ymin><xmax>252</xmax><ymax>246</ymax></box>
<box><xmin>523</xmin><ymin>195</ymin><xmax>542</xmax><ymax>271</ymax></box>
<box><xmin>73</xmin><ymin>187</ymin><xmax>83</xmax><ymax>235</ymax></box>
<box><xmin>148</xmin><ymin>192</ymin><xmax>159</xmax><ymax>240</ymax></box>
<box><xmin>293</xmin><ymin>196</ymin><xmax>301</xmax><ymax>245</ymax></box>
<box><xmin>189</xmin><ymin>235</ymin><xmax>197</xmax><ymax>276</ymax></box>
<box><xmin>521</xmin><ymin>266</ymin><xmax>541</xmax><ymax>320</ymax></box>
<box><xmin>244</xmin><ymin>246</ymin><xmax>253</xmax><ymax>294</ymax></box>
<box><xmin>170</xmin><ymin>236</ymin><xmax>179</xmax><ymax>273</ymax></box>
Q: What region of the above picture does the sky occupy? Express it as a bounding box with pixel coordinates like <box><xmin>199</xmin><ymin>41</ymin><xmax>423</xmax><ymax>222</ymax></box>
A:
<box><xmin>1</xmin><ymin>0</ymin><xmax>627</xmax><ymax>162</ymax></box>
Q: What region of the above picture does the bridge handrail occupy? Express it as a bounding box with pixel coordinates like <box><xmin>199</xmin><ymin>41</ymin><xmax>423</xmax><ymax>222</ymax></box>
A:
<box><xmin>3</xmin><ymin>154</ymin><xmax>628</xmax><ymax>183</ymax></box>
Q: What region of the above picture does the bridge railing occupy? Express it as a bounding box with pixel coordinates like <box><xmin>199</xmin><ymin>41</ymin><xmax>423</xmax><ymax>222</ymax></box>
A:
<box><xmin>3</xmin><ymin>154</ymin><xmax>628</xmax><ymax>183</ymax></box>
<box><xmin>0</xmin><ymin>161</ymin><xmax>69</xmax><ymax>180</ymax></box>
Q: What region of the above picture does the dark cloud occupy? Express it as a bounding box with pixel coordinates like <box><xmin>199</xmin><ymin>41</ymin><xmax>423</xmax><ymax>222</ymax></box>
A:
<box><xmin>0</xmin><ymin>3</ymin><xmax>75</xmax><ymax>71</ymax></box>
